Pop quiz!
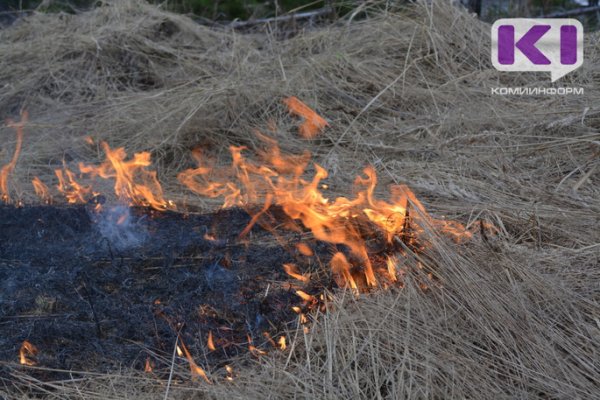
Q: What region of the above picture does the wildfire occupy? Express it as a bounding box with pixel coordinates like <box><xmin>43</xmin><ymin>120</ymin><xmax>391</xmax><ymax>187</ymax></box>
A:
<box><xmin>6</xmin><ymin>97</ymin><xmax>486</xmax><ymax>301</ymax></box>
<box><xmin>19</xmin><ymin>340</ymin><xmax>37</xmax><ymax>366</ymax></box>
<box><xmin>177</xmin><ymin>97</ymin><xmax>478</xmax><ymax>290</ymax></box>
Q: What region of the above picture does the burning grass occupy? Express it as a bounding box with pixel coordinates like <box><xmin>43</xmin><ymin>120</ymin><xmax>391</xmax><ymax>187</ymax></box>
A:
<box><xmin>0</xmin><ymin>0</ymin><xmax>599</xmax><ymax>399</ymax></box>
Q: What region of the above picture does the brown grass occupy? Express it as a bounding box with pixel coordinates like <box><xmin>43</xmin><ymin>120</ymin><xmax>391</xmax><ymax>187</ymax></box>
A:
<box><xmin>0</xmin><ymin>0</ymin><xmax>599</xmax><ymax>398</ymax></box>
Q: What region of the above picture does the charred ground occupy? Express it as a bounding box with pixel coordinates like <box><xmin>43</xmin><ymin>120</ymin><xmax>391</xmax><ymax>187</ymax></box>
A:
<box><xmin>0</xmin><ymin>204</ymin><xmax>331</xmax><ymax>381</ymax></box>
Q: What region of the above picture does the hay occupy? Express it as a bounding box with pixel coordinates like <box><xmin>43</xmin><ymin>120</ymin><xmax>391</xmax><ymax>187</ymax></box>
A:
<box><xmin>0</xmin><ymin>0</ymin><xmax>599</xmax><ymax>398</ymax></box>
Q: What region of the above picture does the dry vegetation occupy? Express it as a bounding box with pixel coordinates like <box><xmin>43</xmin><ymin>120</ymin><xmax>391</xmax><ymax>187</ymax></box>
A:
<box><xmin>0</xmin><ymin>0</ymin><xmax>599</xmax><ymax>398</ymax></box>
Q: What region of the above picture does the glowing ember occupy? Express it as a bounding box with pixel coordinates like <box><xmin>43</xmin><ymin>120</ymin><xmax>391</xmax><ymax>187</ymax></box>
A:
<box><xmin>19</xmin><ymin>340</ymin><xmax>37</xmax><ymax>366</ymax></box>
<box><xmin>1</xmin><ymin>111</ymin><xmax>27</xmax><ymax>203</ymax></box>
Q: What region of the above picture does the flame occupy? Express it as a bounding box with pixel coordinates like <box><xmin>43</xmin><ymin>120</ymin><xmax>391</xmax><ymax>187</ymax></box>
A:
<box><xmin>144</xmin><ymin>357</ymin><xmax>153</xmax><ymax>372</ymax></box>
<box><xmin>263</xmin><ymin>332</ymin><xmax>277</xmax><ymax>347</ymax></box>
<box><xmin>207</xmin><ymin>331</ymin><xmax>216</xmax><ymax>351</ymax></box>
<box><xmin>295</xmin><ymin>290</ymin><xmax>315</xmax><ymax>303</ymax></box>
<box><xmin>278</xmin><ymin>336</ymin><xmax>287</xmax><ymax>350</ymax></box>
<box><xmin>178</xmin><ymin>98</ymin><xmax>476</xmax><ymax>290</ymax></box>
<box><xmin>283</xmin><ymin>263</ymin><xmax>310</xmax><ymax>283</ymax></box>
<box><xmin>247</xmin><ymin>335</ymin><xmax>267</xmax><ymax>357</ymax></box>
<box><xmin>225</xmin><ymin>365</ymin><xmax>234</xmax><ymax>381</ymax></box>
<box><xmin>19</xmin><ymin>340</ymin><xmax>37</xmax><ymax>366</ymax></box>
<box><xmin>283</xmin><ymin>96</ymin><xmax>328</xmax><ymax>139</ymax></box>
<box><xmin>330</xmin><ymin>252</ymin><xmax>358</xmax><ymax>290</ymax></box>
<box><xmin>1</xmin><ymin>111</ymin><xmax>27</xmax><ymax>203</ymax></box>
<box><xmin>386</xmin><ymin>256</ymin><xmax>398</xmax><ymax>282</ymax></box>
<box><xmin>32</xmin><ymin>177</ymin><xmax>50</xmax><ymax>203</ymax></box>
<box><xmin>178</xmin><ymin>340</ymin><xmax>210</xmax><ymax>383</ymax></box>
<box><xmin>296</xmin><ymin>242</ymin><xmax>313</xmax><ymax>256</ymax></box>
<box><xmin>77</xmin><ymin>142</ymin><xmax>170</xmax><ymax>210</ymax></box>
<box><xmin>55</xmin><ymin>166</ymin><xmax>91</xmax><ymax>204</ymax></box>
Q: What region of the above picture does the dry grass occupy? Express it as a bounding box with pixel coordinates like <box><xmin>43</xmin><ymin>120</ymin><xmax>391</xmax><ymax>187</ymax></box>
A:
<box><xmin>0</xmin><ymin>0</ymin><xmax>599</xmax><ymax>398</ymax></box>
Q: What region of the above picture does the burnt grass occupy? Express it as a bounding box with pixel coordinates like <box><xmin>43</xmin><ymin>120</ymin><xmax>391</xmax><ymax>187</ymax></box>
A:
<box><xmin>0</xmin><ymin>203</ymin><xmax>352</xmax><ymax>383</ymax></box>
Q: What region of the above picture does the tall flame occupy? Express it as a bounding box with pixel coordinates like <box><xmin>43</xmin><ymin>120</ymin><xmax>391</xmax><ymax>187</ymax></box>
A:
<box><xmin>1</xmin><ymin>111</ymin><xmax>27</xmax><ymax>203</ymax></box>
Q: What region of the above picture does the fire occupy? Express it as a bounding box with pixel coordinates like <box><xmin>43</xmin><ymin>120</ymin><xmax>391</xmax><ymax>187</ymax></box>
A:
<box><xmin>283</xmin><ymin>96</ymin><xmax>328</xmax><ymax>139</ymax></box>
<box><xmin>295</xmin><ymin>290</ymin><xmax>316</xmax><ymax>303</ymax></box>
<box><xmin>330</xmin><ymin>252</ymin><xmax>358</xmax><ymax>290</ymax></box>
<box><xmin>78</xmin><ymin>142</ymin><xmax>170</xmax><ymax>210</ymax></box>
<box><xmin>296</xmin><ymin>242</ymin><xmax>313</xmax><ymax>256</ymax></box>
<box><xmin>247</xmin><ymin>335</ymin><xmax>267</xmax><ymax>357</ymax></box>
<box><xmin>278</xmin><ymin>336</ymin><xmax>287</xmax><ymax>350</ymax></box>
<box><xmin>207</xmin><ymin>331</ymin><xmax>216</xmax><ymax>351</ymax></box>
<box><xmin>177</xmin><ymin>98</ymin><xmax>481</xmax><ymax>291</ymax></box>
<box><xmin>32</xmin><ymin>177</ymin><xmax>50</xmax><ymax>203</ymax></box>
<box><xmin>55</xmin><ymin>166</ymin><xmax>94</xmax><ymax>204</ymax></box>
<box><xmin>19</xmin><ymin>340</ymin><xmax>37</xmax><ymax>366</ymax></box>
<box><xmin>283</xmin><ymin>263</ymin><xmax>310</xmax><ymax>282</ymax></box>
<box><xmin>386</xmin><ymin>256</ymin><xmax>398</xmax><ymax>282</ymax></box>
<box><xmin>144</xmin><ymin>357</ymin><xmax>153</xmax><ymax>372</ymax></box>
<box><xmin>178</xmin><ymin>340</ymin><xmax>210</xmax><ymax>383</ymax></box>
<box><xmin>225</xmin><ymin>365</ymin><xmax>234</xmax><ymax>381</ymax></box>
<box><xmin>1</xmin><ymin>111</ymin><xmax>27</xmax><ymax>203</ymax></box>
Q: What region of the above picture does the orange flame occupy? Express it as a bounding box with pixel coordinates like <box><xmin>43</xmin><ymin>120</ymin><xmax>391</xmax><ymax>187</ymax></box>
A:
<box><xmin>32</xmin><ymin>177</ymin><xmax>50</xmax><ymax>203</ymax></box>
<box><xmin>283</xmin><ymin>96</ymin><xmax>328</xmax><ymax>139</ymax></box>
<box><xmin>19</xmin><ymin>340</ymin><xmax>37</xmax><ymax>366</ymax></box>
<box><xmin>225</xmin><ymin>365</ymin><xmax>234</xmax><ymax>381</ymax></box>
<box><xmin>247</xmin><ymin>335</ymin><xmax>267</xmax><ymax>357</ymax></box>
<box><xmin>178</xmin><ymin>340</ymin><xmax>210</xmax><ymax>383</ymax></box>
<box><xmin>296</xmin><ymin>242</ymin><xmax>313</xmax><ymax>256</ymax></box>
<box><xmin>1</xmin><ymin>111</ymin><xmax>27</xmax><ymax>203</ymax></box>
<box><xmin>330</xmin><ymin>252</ymin><xmax>358</xmax><ymax>290</ymax></box>
<box><xmin>283</xmin><ymin>263</ymin><xmax>310</xmax><ymax>283</ymax></box>
<box><xmin>144</xmin><ymin>357</ymin><xmax>153</xmax><ymax>372</ymax></box>
<box><xmin>207</xmin><ymin>331</ymin><xmax>216</xmax><ymax>351</ymax></box>
<box><xmin>178</xmin><ymin>98</ymin><xmax>476</xmax><ymax>290</ymax></box>
<box><xmin>278</xmin><ymin>336</ymin><xmax>287</xmax><ymax>350</ymax></box>
<box><xmin>78</xmin><ymin>142</ymin><xmax>170</xmax><ymax>210</ymax></box>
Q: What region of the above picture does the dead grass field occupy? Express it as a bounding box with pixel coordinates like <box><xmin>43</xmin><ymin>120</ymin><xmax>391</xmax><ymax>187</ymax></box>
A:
<box><xmin>0</xmin><ymin>0</ymin><xmax>599</xmax><ymax>398</ymax></box>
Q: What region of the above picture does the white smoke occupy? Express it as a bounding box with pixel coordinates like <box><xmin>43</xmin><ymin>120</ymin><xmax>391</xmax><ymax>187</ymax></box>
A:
<box><xmin>92</xmin><ymin>205</ymin><xmax>147</xmax><ymax>251</ymax></box>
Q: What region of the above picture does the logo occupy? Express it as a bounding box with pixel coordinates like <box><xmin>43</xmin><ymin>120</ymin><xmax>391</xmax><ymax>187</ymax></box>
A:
<box><xmin>491</xmin><ymin>19</ymin><xmax>583</xmax><ymax>82</ymax></box>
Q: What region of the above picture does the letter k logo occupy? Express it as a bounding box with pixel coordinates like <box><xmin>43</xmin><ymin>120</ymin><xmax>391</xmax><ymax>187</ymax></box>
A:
<box><xmin>498</xmin><ymin>25</ymin><xmax>551</xmax><ymax>65</ymax></box>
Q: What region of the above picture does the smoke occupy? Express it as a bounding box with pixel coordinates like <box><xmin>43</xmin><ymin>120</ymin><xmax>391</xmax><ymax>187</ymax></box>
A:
<box><xmin>91</xmin><ymin>204</ymin><xmax>147</xmax><ymax>252</ymax></box>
